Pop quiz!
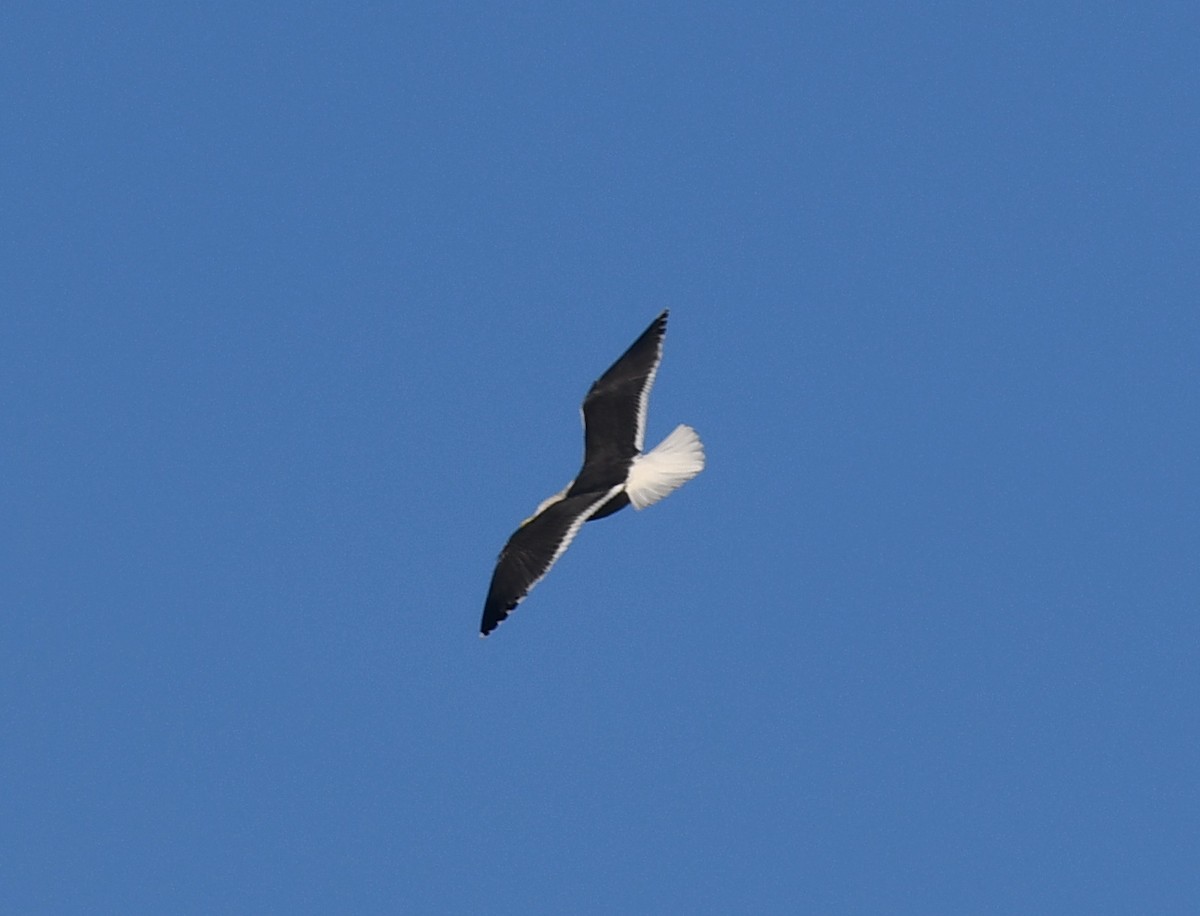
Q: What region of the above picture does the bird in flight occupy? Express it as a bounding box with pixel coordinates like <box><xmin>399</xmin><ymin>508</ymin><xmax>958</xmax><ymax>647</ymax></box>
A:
<box><xmin>480</xmin><ymin>310</ymin><xmax>705</xmax><ymax>637</ymax></box>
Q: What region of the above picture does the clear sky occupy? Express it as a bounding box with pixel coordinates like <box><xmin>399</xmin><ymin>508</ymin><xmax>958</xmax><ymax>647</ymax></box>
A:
<box><xmin>3</xmin><ymin>3</ymin><xmax>1197</xmax><ymax>913</ymax></box>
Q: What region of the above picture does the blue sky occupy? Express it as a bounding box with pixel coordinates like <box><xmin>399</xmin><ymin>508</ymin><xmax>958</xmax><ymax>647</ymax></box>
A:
<box><xmin>3</xmin><ymin>3</ymin><xmax>1197</xmax><ymax>912</ymax></box>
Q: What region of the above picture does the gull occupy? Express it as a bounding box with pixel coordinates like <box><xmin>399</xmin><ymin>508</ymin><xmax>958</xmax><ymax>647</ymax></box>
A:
<box><xmin>480</xmin><ymin>310</ymin><xmax>705</xmax><ymax>637</ymax></box>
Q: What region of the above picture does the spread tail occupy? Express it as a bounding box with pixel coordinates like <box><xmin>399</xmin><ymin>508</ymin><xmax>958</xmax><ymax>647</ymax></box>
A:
<box><xmin>625</xmin><ymin>424</ymin><xmax>705</xmax><ymax>510</ymax></box>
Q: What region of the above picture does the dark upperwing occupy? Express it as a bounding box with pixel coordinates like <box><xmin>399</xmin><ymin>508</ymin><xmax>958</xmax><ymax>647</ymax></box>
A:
<box><xmin>571</xmin><ymin>310</ymin><xmax>668</xmax><ymax>495</ymax></box>
<box><xmin>480</xmin><ymin>487</ymin><xmax>619</xmax><ymax>636</ymax></box>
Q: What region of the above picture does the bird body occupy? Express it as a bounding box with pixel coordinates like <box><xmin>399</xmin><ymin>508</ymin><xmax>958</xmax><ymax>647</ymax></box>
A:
<box><xmin>480</xmin><ymin>310</ymin><xmax>704</xmax><ymax>636</ymax></box>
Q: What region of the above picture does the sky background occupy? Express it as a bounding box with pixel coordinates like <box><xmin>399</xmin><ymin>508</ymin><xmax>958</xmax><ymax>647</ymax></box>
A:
<box><xmin>3</xmin><ymin>2</ymin><xmax>1197</xmax><ymax>913</ymax></box>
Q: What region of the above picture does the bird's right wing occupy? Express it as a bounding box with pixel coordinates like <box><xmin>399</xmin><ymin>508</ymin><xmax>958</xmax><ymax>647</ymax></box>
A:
<box><xmin>480</xmin><ymin>485</ymin><xmax>623</xmax><ymax>636</ymax></box>
<box><xmin>579</xmin><ymin>310</ymin><xmax>668</xmax><ymax>466</ymax></box>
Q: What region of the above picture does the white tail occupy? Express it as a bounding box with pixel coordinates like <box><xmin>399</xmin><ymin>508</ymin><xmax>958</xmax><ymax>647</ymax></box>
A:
<box><xmin>626</xmin><ymin>424</ymin><xmax>705</xmax><ymax>510</ymax></box>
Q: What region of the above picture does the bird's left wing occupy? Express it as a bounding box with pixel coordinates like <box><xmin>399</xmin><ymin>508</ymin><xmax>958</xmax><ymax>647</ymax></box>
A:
<box><xmin>480</xmin><ymin>485</ymin><xmax>623</xmax><ymax>636</ymax></box>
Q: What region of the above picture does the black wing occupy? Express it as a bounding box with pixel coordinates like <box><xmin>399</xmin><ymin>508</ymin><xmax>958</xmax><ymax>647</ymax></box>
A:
<box><xmin>572</xmin><ymin>310</ymin><xmax>668</xmax><ymax>494</ymax></box>
<box><xmin>480</xmin><ymin>486</ymin><xmax>621</xmax><ymax>636</ymax></box>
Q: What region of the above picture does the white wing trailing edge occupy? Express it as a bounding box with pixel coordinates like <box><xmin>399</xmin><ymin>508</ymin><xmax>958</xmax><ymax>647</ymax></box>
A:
<box><xmin>625</xmin><ymin>424</ymin><xmax>706</xmax><ymax>510</ymax></box>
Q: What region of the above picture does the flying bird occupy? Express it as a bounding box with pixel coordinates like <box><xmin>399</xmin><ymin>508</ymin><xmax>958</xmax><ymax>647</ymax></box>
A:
<box><xmin>480</xmin><ymin>310</ymin><xmax>705</xmax><ymax>637</ymax></box>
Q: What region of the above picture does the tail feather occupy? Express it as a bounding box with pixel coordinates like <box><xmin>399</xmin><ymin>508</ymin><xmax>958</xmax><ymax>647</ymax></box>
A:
<box><xmin>626</xmin><ymin>424</ymin><xmax>705</xmax><ymax>510</ymax></box>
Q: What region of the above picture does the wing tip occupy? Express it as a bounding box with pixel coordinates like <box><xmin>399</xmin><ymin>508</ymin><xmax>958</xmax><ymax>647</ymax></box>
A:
<box><xmin>479</xmin><ymin>616</ymin><xmax>504</xmax><ymax>637</ymax></box>
<box><xmin>479</xmin><ymin>602</ymin><xmax>513</xmax><ymax>638</ymax></box>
